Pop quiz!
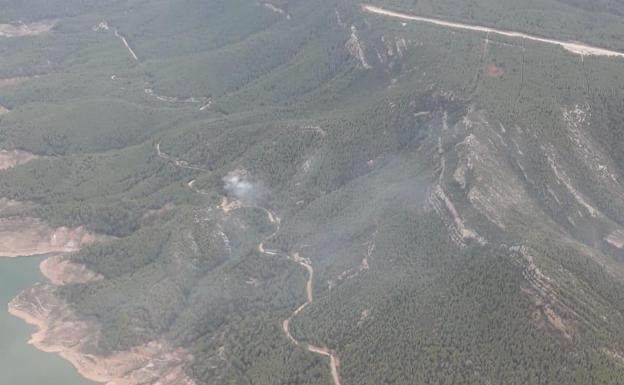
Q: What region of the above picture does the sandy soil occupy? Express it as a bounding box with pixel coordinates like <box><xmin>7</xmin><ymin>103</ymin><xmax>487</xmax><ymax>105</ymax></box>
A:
<box><xmin>0</xmin><ymin>217</ymin><xmax>103</xmax><ymax>258</ymax></box>
<box><xmin>362</xmin><ymin>5</ymin><xmax>624</xmax><ymax>58</ymax></box>
<box><xmin>0</xmin><ymin>149</ymin><xmax>37</xmax><ymax>170</ymax></box>
<box><xmin>0</xmin><ymin>21</ymin><xmax>55</xmax><ymax>37</ymax></box>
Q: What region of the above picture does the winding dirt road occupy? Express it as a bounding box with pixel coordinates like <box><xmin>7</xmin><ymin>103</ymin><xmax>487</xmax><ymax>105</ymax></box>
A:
<box><xmin>282</xmin><ymin>255</ymin><xmax>341</xmax><ymax>385</ymax></box>
<box><xmin>257</xmin><ymin>210</ymin><xmax>342</xmax><ymax>385</ymax></box>
<box><xmin>362</xmin><ymin>4</ymin><xmax>624</xmax><ymax>58</ymax></box>
<box><xmin>156</xmin><ymin>145</ymin><xmax>342</xmax><ymax>385</ymax></box>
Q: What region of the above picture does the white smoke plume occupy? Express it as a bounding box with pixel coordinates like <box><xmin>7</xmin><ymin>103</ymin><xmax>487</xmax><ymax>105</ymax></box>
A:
<box><xmin>223</xmin><ymin>170</ymin><xmax>263</xmax><ymax>203</ymax></box>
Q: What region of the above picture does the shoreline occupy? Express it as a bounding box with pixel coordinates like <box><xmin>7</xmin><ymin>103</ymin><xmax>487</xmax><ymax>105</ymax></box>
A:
<box><xmin>7</xmin><ymin>255</ymin><xmax>197</xmax><ymax>385</ymax></box>
<box><xmin>7</xmin><ymin>298</ymin><xmax>112</xmax><ymax>384</ymax></box>
<box><xmin>0</xmin><ymin>217</ymin><xmax>106</xmax><ymax>259</ymax></box>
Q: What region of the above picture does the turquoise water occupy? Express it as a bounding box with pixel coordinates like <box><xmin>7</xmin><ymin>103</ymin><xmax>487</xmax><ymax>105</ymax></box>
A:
<box><xmin>0</xmin><ymin>256</ymin><xmax>97</xmax><ymax>385</ymax></box>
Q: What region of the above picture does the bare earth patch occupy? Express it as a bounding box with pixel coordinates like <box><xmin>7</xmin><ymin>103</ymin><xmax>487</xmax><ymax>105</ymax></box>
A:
<box><xmin>40</xmin><ymin>255</ymin><xmax>103</xmax><ymax>285</ymax></box>
<box><xmin>219</xmin><ymin>197</ymin><xmax>243</xmax><ymax>214</ymax></box>
<box><xmin>0</xmin><ymin>76</ymin><xmax>31</xmax><ymax>89</ymax></box>
<box><xmin>0</xmin><ymin>149</ymin><xmax>37</xmax><ymax>170</ymax></box>
<box><xmin>486</xmin><ymin>63</ymin><xmax>504</xmax><ymax>77</ymax></box>
<box><xmin>0</xmin><ymin>21</ymin><xmax>55</xmax><ymax>37</ymax></box>
<box><xmin>0</xmin><ymin>217</ymin><xmax>103</xmax><ymax>257</ymax></box>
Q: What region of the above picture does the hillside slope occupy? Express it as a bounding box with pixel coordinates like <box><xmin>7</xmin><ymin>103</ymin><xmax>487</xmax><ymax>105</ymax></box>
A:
<box><xmin>3</xmin><ymin>1</ymin><xmax>624</xmax><ymax>384</ymax></box>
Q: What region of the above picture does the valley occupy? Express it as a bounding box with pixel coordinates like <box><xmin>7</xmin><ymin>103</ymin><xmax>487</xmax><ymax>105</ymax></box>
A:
<box><xmin>3</xmin><ymin>0</ymin><xmax>624</xmax><ymax>384</ymax></box>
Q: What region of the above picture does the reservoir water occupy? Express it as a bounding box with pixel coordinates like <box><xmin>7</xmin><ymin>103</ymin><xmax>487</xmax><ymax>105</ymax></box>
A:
<box><xmin>0</xmin><ymin>256</ymin><xmax>97</xmax><ymax>385</ymax></box>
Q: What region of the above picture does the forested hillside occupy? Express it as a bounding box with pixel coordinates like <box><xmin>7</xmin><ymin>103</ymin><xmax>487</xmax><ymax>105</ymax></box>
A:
<box><xmin>4</xmin><ymin>0</ymin><xmax>624</xmax><ymax>384</ymax></box>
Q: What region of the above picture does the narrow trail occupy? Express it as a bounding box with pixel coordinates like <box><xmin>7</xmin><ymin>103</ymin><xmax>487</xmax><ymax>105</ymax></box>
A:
<box><xmin>114</xmin><ymin>29</ymin><xmax>139</xmax><ymax>62</ymax></box>
<box><xmin>187</xmin><ymin>179</ymin><xmax>210</xmax><ymax>196</ymax></box>
<box><xmin>471</xmin><ymin>30</ymin><xmax>490</xmax><ymax>94</ymax></box>
<box><xmin>99</xmin><ymin>21</ymin><xmax>211</xmax><ymax>110</ymax></box>
<box><xmin>362</xmin><ymin>4</ymin><xmax>624</xmax><ymax>58</ymax></box>
<box><xmin>155</xmin><ymin>142</ymin><xmax>209</xmax><ymax>172</ymax></box>
<box><xmin>155</xmin><ymin>145</ymin><xmax>342</xmax><ymax>385</ymax></box>
<box><xmin>144</xmin><ymin>88</ymin><xmax>212</xmax><ymax>111</ymax></box>
<box><xmin>259</xmin><ymin>2</ymin><xmax>292</xmax><ymax>20</ymax></box>
<box><xmin>516</xmin><ymin>43</ymin><xmax>526</xmax><ymax>103</ymax></box>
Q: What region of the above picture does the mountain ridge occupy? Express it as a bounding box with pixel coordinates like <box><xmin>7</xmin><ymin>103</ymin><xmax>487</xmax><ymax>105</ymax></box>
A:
<box><xmin>3</xmin><ymin>1</ymin><xmax>624</xmax><ymax>384</ymax></box>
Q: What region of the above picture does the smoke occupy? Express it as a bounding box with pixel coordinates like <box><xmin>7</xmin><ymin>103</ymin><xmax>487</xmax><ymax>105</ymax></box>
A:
<box><xmin>223</xmin><ymin>170</ymin><xmax>263</xmax><ymax>203</ymax></box>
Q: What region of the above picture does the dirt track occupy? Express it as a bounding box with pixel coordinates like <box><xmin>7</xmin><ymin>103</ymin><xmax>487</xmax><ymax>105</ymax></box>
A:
<box><xmin>257</xmin><ymin>210</ymin><xmax>342</xmax><ymax>385</ymax></box>
<box><xmin>156</xmin><ymin>143</ymin><xmax>343</xmax><ymax>385</ymax></box>
<box><xmin>155</xmin><ymin>142</ymin><xmax>208</xmax><ymax>171</ymax></box>
<box><xmin>114</xmin><ymin>29</ymin><xmax>139</xmax><ymax>61</ymax></box>
<box><xmin>362</xmin><ymin>4</ymin><xmax>624</xmax><ymax>58</ymax></box>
